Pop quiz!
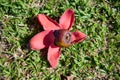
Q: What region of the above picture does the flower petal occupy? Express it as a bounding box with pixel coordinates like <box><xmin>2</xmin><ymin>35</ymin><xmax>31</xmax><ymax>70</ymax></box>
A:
<box><xmin>59</xmin><ymin>9</ymin><xmax>74</xmax><ymax>30</ymax></box>
<box><xmin>47</xmin><ymin>44</ymin><xmax>61</xmax><ymax>68</ymax></box>
<box><xmin>38</xmin><ymin>14</ymin><xmax>60</xmax><ymax>30</ymax></box>
<box><xmin>71</xmin><ymin>31</ymin><xmax>86</xmax><ymax>44</ymax></box>
<box><xmin>29</xmin><ymin>30</ymin><xmax>54</xmax><ymax>50</ymax></box>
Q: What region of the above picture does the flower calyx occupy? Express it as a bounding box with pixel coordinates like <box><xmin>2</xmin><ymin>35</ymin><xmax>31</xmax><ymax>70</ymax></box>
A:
<box><xmin>54</xmin><ymin>29</ymin><xmax>72</xmax><ymax>47</ymax></box>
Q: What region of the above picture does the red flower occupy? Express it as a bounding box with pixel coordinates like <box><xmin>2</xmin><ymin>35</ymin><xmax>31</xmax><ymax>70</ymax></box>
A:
<box><xmin>29</xmin><ymin>9</ymin><xmax>86</xmax><ymax>68</ymax></box>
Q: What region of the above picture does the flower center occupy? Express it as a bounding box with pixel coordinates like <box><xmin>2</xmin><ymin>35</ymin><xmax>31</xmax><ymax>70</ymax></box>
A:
<box><xmin>54</xmin><ymin>29</ymin><xmax>72</xmax><ymax>47</ymax></box>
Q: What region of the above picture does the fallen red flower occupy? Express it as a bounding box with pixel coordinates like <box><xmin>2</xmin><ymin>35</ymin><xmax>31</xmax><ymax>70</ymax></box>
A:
<box><xmin>29</xmin><ymin>9</ymin><xmax>86</xmax><ymax>68</ymax></box>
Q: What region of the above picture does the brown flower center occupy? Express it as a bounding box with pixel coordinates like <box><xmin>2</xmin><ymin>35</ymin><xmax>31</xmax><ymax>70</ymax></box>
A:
<box><xmin>54</xmin><ymin>29</ymin><xmax>72</xmax><ymax>47</ymax></box>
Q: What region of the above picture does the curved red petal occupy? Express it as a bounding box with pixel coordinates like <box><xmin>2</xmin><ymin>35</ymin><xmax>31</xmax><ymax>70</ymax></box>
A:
<box><xmin>38</xmin><ymin>14</ymin><xmax>60</xmax><ymax>30</ymax></box>
<box><xmin>47</xmin><ymin>44</ymin><xmax>61</xmax><ymax>68</ymax></box>
<box><xmin>29</xmin><ymin>30</ymin><xmax>54</xmax><ymax>50</ymax></box>
<box><xmin>59</xmin><ymin>9</ymin><xmax>74</xmax><ymax>30</ymax></box>
<box><xmin>71</xmin><ymin>31</ymin><xmax>86</xmax><ymax>44</ymax></box>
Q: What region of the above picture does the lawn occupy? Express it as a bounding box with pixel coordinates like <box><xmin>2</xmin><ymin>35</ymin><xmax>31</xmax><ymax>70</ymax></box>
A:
<box><xmin>0</xmin><ymin>0</ymin><xmax>120</xmax><ymax>79</ymax></box>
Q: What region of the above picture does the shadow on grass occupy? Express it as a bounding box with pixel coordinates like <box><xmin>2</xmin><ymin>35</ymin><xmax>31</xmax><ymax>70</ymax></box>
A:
<box><xmin>21</xmin><ymin>15</ymin><xmax>43</xmax><ymax>49</ymax></box>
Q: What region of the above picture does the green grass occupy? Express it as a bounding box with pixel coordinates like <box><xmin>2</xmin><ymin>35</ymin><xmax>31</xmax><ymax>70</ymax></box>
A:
<box><xmin>0</xmin><ymin>0</ymin><xmax>120</xmax><ymax>79</ymax></box>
